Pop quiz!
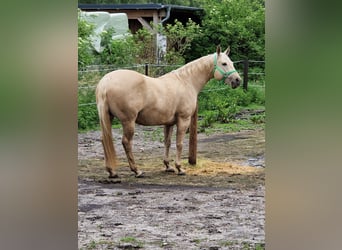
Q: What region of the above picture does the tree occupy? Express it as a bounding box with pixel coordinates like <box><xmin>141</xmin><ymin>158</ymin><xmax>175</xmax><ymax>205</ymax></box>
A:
<box><xmin>158</xmin><ymin>19</ymin><xmax>200</xmax><ymax>64</ymax></box>
<box><xmin>187</xmin><ymin>0</ymin><xmax>265</xmax><ymax>62</ymax></box>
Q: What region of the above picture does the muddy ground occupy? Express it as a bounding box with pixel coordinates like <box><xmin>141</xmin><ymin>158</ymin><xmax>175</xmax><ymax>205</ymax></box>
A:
<box><xmin>78</xmin><ymin>125</ymin><xmax>265</xmax><ymax>249</ymax></box>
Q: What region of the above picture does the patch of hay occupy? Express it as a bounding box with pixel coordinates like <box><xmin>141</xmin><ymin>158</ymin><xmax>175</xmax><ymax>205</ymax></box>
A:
<box><xmin>183</xmin><ymin>159</ymin><xmax>262</xmax><ymax>176</ymax></box>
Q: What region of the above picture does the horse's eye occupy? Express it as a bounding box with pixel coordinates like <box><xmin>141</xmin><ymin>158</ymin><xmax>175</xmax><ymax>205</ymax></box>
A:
<box><xmin>222</xmin><ymin>62</ymin><xmax>227</xmax><ymax>66</ymax></box>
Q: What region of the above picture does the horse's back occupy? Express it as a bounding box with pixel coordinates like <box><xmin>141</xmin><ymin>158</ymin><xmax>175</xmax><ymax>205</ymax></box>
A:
<box><xmin>97</xmin><ymin>69</ymin><xmax>149</xmax><ymax>102</ymax></box>
<box><xmin>99</xmin><ymin>69</ymin><xmax>146</xmax><ymax>88</ymax></box>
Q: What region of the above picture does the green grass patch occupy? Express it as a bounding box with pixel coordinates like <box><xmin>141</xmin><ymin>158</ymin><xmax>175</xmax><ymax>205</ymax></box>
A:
<box><xmin>85</xmin><ymin>240</ymin><xmax>115</xmax><ymax>249</ymax></box>
<box><xmin>119</xmin><ymin>236</ymin><xmax>144</xmax><ymax>248</ymax></box>
<box><xmin>200</xmin><ymin>115</ymin><xmax>265</xmax><ymax>134</ymax></box>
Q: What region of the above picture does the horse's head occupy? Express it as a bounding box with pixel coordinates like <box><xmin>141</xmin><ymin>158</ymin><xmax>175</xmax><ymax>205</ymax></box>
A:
<box><xmin>213</xmin><ymin>45</ymin><xmax>241</xmax><ymax>88</ymax></box>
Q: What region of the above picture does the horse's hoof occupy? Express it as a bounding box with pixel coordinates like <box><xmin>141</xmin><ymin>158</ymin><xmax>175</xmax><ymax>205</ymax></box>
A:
<box><xmin>106</xmin><ymin>167</ymin><xmax>118</xmax><ymax>178</ymax></box>
<box><xmin>165</xmin><ymin>167</ymin><xmax>176</xmax><ymax>173</ymax></box>
<box><xmin>177</xmin><ymin>171</ymin><xmax>186</xmax><ymax>176</ymax></box>
<box><xmin>135</xmin><ymin>171</ymin><xmax>144</xmax><ymax>178</ymax></box>
<box><xmin>108</xmin><ymin>173</ymin><xmax>119</xmax><ymax>178</ymax></box>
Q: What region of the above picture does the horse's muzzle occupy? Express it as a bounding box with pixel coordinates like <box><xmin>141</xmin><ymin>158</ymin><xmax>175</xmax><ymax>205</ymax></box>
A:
<box><xmin>231</xmin><ymin>77</ymin><xmax>241</xmax><ymax>89</ymax></box>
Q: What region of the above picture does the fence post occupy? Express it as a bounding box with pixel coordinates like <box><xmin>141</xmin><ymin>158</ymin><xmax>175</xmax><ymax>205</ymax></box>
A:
<box><xmin>243</xmin><ymin>59</ymin><xmax>249</xmax><ymax>91</ymax></box>
<box><xmin>145</xmin><ymin>63</ymin><xmax>149</xmax><ymax>76</ymax></box>
<box><xmin>188</xmin><ymin>100</ymin><xmax>198</xmax><ymax>165</ymax></box>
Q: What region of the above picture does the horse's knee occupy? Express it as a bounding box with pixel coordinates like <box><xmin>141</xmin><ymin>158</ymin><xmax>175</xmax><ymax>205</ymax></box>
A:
<box><xmin>176</xmin><ymin>142</ymin><xmax>183</xmax><ymax>149</ymax></box>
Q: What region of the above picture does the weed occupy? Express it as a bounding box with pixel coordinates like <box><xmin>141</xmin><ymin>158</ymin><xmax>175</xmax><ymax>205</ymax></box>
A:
<box><xmin>191</xmin><ymin>238</ymin><xmax>202</xmax><ymax>244</ymax></box>
<box><xmin>120</xmin><ymin>236</ymin><xmax>144</xmax><ymax>248</ymax></box>
<box><xmin>220</xmin><ymin>240</ymin><xmax>235</xmax><ymax>247</ymax></box>
<box><xmin>250</xmin><ymin>114</ymin><xmax>265</xmax><ymax>124</ymax></box>
<box><xmin>86</xmin><ymin>241</ymin><xmax>96</xmax><ymax>249</ymax></box>
<box><xmin>255</xmin><ymin>243</ymin><xmax>265</xmax><ymax>249</ymax></box>
<box><xmin>240</xmin><ymin>241</ymin><xmax>265</xmax><ymax>249</ymax></box>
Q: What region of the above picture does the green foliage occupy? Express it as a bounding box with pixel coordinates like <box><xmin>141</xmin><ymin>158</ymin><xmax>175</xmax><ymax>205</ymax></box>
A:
<box><xmin>198</xmin><ymin>81</ymin><xmax>265</xmax><ymax>129</ymax></box>
<box><xmin>119</xmin><ymin>236</ymin><xmax>144</xmax><ymax>248</ymax></box>
<box><xmin>187</xmin><ymin>0</ymin><xmax>265</xmax><ymax>62</ymax></box>
<box><xmin>78</xmin><ymin>89</ymin><xmax>98</xmax><ymax>131</ymax></box>
<box><xmin>133</xmin><ymin>28</ymin><xmax>155</xmax><ymax>63</ymax></box>
<box><xmin>159</xmin><ymin>19</ymin><xmax>200</xmax><ymax>64</ymax></box>
<box><xmin>87</xmin><ymin>240</ymin><xmax>96</xmax><ymax>249</ymax></box>
<box><xmin>81</xmin><ymin>18</ymin><xmax>199</xmax><ymax>66</ymax></box>
<box><xmin>251</xmin><ymin>113</ymin><xmax>265</xmax><ymax>124</ymax></box>
<box><xmin>78</xmin><ymin>10</ymin><xmax>95</xmax><ymax>68</ymax></box>
<box><xmin>98</xmin><ymin>29</ymin><xmax>139</xmax><ymax>66</ymax></box>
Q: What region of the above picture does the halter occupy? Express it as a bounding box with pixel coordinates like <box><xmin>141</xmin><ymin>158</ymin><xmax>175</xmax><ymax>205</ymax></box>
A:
<box><xmin>213</xmin><ymin>53</ymin><xmax>237</xmax><ymax>82</ymax></box>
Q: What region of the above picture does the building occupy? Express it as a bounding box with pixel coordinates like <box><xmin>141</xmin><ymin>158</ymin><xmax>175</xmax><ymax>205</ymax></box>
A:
<box><xmin>78</xmin><ymin>3</ymin><xmax>203</xmax><ymax>33</ymax></box>
<box><xmin>78</xmin><ymin>3</ymin><xmax>203</xmax><ymax>62</ymax></box>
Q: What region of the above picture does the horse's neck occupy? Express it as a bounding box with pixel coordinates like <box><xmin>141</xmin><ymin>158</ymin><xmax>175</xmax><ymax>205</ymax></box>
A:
<box><xmin>173</xmin><ymin>55</ymin><xmax>214</xmax><ymax>93</ymax></box>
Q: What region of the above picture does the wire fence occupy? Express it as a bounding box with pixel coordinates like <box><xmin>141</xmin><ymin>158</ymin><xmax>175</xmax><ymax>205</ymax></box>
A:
<box><xmin>78</xmin><ymin>60</ymin><xmax>265</xmax><ymax>107</ymax></box>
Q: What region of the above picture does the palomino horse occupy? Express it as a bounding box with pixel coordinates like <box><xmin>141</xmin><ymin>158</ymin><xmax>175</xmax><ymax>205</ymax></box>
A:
<box><xmin>96</xmin><ymin>45</ymin><xmax>241</xmax><ymax>178</ymax></box>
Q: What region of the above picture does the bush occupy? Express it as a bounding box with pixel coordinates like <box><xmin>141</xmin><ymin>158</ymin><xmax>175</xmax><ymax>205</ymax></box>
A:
<box><xmin>78</xmin><ymin>89</ymin><xmax>98</xmax><ymax>130</ymax></box>
<box><xmin>186</xmin><ymin>0</ymin><xmax>265</xmax><ymax>63</ymax></box>
<box><xmin>198</xmin><ymin>79</ymin><xmax>265</xmax><ymax>128</ymax></box>
<box><xmin>78</xmin><ymin>10</ymin><xmax>96</xmax><ymax>68</ymax></box>
<box><xmin>98</xmin><ymin>29</ymin><xmax>139</xmax><ymax>66</ymax></box>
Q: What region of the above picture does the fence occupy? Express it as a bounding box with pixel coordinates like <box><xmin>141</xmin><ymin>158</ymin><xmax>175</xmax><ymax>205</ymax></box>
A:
<box><xmin>78</xmin><ymin>60</ymin><xmax>265</xmax><ymax>129</ymax></box>
<box><xmin>78</xmin><ymin>59</ymin><xmax>265</xmax><ymax>108</ymax></box>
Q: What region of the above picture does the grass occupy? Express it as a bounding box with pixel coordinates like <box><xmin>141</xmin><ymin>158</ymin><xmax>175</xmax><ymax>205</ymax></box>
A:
<box><xmin>85</xmin><ymin>240</ymin><xmax>115</xmax><ymax>249</ymax></box>
<box><xmin>202</xmin><ymin>119</ymin><xmax>264</xmax><ymax>134</ymax></box>
<box><xmin>191</xmin><ymin>238</ymin><xmax>202</xmax><ymax>244</ymax></box>
<box><xmin>220</xmin><ymin>240</ymin><xmax>235</xmax><ymax>247</ymax></box>
<box><xmin>199</xmin><ymin>105</ymin><xmax>265</xmax><ymax>133</ymax></box>
<box><xmin>219</xmin><ymin>240</ymin><xmax>265</xmax><ymax>249</ymax></box>
<box><xmin>86</xmin><ymin>241</ymin><xmax>96</xmax><ymax>249</ymax></box>
<box><xmin>82</xmin><ymin>237</ymin><xmax>144</xmax><ymax>249</ymax></box>
<box><xmin>119</xmin><ymin>236</ymin><xmax>144</xmax><ymax>248</ymax></box>
<box><xmin>255</xmin><ymin>243</ymin><xmax>265</xmax><ymax>249</ymax></box>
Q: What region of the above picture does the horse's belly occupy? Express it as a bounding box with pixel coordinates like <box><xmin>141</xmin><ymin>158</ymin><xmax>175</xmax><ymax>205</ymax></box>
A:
<box><xmin>136</xmin><ymin>109</ymin><xmax>176</xmax><ymax>126</ymax></box>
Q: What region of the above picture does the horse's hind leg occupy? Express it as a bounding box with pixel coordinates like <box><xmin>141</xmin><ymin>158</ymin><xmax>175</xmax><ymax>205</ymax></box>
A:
<box><xmin>121</xmin><ymin>121</ymin><xmax>144</xmax><ymax>178</ymax></box>
<box><xmin>175</xmin><ymin>117</ymin><xmax>191</xmax><ymax>175</ymax></box>
<box><xmin>163</xmin><ymin>125</ymin><xmax>175</xmax><ymax>172</ymax></box>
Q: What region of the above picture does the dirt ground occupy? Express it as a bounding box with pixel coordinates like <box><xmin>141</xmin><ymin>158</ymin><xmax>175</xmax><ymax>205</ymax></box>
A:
<box><xmin>78</xmin><ymin>125</ymin><xmax>265</xmax><ymax>249</ymax></box>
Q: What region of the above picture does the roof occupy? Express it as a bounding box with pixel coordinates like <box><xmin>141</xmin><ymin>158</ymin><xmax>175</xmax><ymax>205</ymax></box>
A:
<box><xmin>78</xmin><ymin>3</ymin><xmax>203</xmax><ymax>13</ymax></box>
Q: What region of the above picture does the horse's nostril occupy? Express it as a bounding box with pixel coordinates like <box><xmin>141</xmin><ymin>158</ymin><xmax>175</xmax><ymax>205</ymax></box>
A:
<box><xmin>236</xmin><ymin>78</ymin><xmax>240</xmax><ymax>84</ymax></box>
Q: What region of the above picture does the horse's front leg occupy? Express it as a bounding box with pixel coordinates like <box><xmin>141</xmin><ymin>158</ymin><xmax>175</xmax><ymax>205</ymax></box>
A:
<box><xmin>175</xmin><ymin>117</ymin><xmax>191</xmax><ymax>175</ymax></box>
<box><xmin>122</xmin><ymin>121</ymin><xmax>144</xmax><ymax>178</ymax></box>
<box><xmin>163</xmin><ymin>125</ymin><xmax>175</xmax><ymax>172</ymax></box>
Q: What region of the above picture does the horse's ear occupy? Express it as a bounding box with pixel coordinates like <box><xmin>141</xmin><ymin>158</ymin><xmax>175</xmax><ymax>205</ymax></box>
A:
<box><xmin>224</xmin><ymin>46</ymin><xmax>230</xmax><ymax>55</ymax></box>
<box><xmin>216</xmin><ymin>45</ymin><xmax>221</xmax><ymax>55</ymax></box>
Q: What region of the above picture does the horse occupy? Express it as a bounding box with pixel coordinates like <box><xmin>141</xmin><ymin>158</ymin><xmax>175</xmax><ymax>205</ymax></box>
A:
<box><xmin>96</xmin><ymin>45</ymin><xmax>241</xmax><ymax>178</ymax></box>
